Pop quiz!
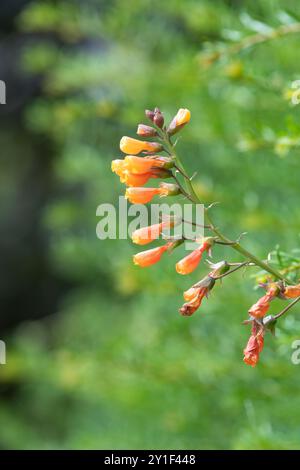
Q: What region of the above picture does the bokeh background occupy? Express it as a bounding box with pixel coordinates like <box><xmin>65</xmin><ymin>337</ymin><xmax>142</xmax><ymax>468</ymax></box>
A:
<box><xmin>1</xmin><ymin>0</ymin><xmax>300</xmax><ymax>450</ymax></box>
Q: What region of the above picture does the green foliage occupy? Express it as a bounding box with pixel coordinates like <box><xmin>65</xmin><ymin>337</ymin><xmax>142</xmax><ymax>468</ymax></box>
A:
<box><xmin>1</xmin><ymin>0</ymin><xmax>300</xmax><ymax>450</ymax></box>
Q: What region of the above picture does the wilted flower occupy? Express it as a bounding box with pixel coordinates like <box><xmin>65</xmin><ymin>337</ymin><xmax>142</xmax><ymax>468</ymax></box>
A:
<box><xmin>176</xmin><ymin>237</ymin><xmax>214</xmax><ymax>275</ymax></box>
<box><xmin>248</xmin><ymin>282</ymin><xmax>280</xmax><ymax>319</ymax></box>
<box><xmin>180</xmin><ymin>276</ymin><xmax>215</xmax><ymax>316</ymax></box>
<box><xmin>120</xmin><ymin>136</ymin><xmax>163</xmax><ymax>154</ymax></box>
<box><xmin>243</xmin><ymin>323</ymin><xmax>264</xmax><ymax>367</ymax></box>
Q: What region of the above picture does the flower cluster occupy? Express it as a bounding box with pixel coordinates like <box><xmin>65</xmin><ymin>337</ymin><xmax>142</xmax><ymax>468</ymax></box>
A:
<box><xmin>111</xmin><ymin>105</ymin><xmax>300</xmax><ymax>368</ymax></box>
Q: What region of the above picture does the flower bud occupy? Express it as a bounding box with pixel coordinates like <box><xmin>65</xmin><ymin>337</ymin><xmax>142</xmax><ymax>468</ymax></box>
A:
<box><xmin>167</xmin><ymin>108</ymin><xmax>191</xmax><ymax>135</ymax></box>
<box><xmin>137</xmin><ymin>124</ymin><xmax>157</xmax><ymax>137</ymax></box>
<box><xmin>145</xmin><ymin>109</ymin><xmax>155</xmax><ymax>121</ymax></box>
<box><xmin>145</xmin><ymin>108</ymin><xmax>164</xmax><ymax>128</ymax></box>
<box><xmin>153</xmin><ymin>108</ymin><xmax>164</xmax><ymax>128</ymax></box>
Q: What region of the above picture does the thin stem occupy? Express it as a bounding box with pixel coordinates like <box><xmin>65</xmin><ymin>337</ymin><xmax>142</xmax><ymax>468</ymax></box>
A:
<box><xmin>214</xmin><ymin>22</ymin><xmax>300</xmax><ymax>61</ymax></box>
<box><xmin>211</xmin><ymin>261</ymin><xmax>250</xmax><ymax>280</ymax></box>
<box><xmin>273</xmin><ymin>296</ymin><xmax>300</xmax><ymax>321</ymax></box>
<box><xmin>172</xmin><ymin>172</ymin><xmax>194</xmax><ymax>202</ymax></box>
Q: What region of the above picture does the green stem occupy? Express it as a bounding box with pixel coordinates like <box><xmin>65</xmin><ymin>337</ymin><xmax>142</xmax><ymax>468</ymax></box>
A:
<box><xmin>162</xmin><ymin>131</ymin><xmax>289</xmax><ymax>283</ymax></box>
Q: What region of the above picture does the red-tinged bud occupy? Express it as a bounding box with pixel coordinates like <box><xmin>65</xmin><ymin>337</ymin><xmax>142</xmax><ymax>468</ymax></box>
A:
<box><xmin>153</xmin><ymin>109</ymin><xmax>164</xmax><ymax>128</ymax></box>
<box><xmin>137</xmin><ymin>124</ymin><xmax>157</xmax><ymax>137</ymax></box>
<box><xmin>243</xmin><ymin>330</ymin><xmax>264</xmax><ymax>367</ymax></box>
<box><xmin>124</xmin><ymin>155</ymin><xmax>173</xmax><ymax>174</ymax></box>
<box><xmin>283</xmin><ymin>284</ymin><xmax>300</xmax><ymax>299</ymax></box>
<box><xmin>120</xmin><ymin>136</ymin><xmax>163</xmax><ymax>155</ymax></box>
<box><xmin>176</xmin><ymin>237</ymin><xmax>214</xmax><ymax>275</ymax></box>
<box><xmin>167</xmin><ymin>108</ymin><xmax>191</xmax><ymax>135</ymax></box>
<box><xmin>145</xmin><ymin>109</ymin><xmax>155</xmax><ymax>121</ymax></box>
<box><xmin>133</xmin><ymin>242</ymin><xmax>171</xmax><ymax>267</ymax></box>
<box><xmin>131</xmin><ymin>219</ymin><xmax>175</xmax><ymax>246</ymax></box>
<box><xmin>180</xmin><ymin>276</ymin><xmax>215</xmax><ymax>316</ymax></box>
<box><xmin>145</xmin><ymin>108</ymin><xmax>164</xmax><ymax>128</ymax></box>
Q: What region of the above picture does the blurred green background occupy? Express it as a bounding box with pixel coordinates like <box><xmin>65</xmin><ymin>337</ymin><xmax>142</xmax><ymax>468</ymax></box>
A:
<box><xmin>1</xmin><ymin>0</ymin><xmax>300</xmax><ymax>450</ymax></box>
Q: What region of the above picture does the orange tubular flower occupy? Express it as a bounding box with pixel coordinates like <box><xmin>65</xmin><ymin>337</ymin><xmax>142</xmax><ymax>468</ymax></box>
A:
<box><xmin>120</xmin><ymin>136</ymin><xmax>163</xmax><ymax>155</ymax></box>
<box><xmin>283</xmin><ymin>284</ymin><xmax>300</xmax><ymax>299</ymax></box>
<box><xmin>131</xmin><ymin>220</ymin><xmax>174</xmax><ymax>245</ymax></box>
<box><xmin>125</xmin><ymin>183</ymin><xmax>179</xmax><ymax>204</ymax></box>
<box><xmin>125</xmin><ymin>187</ymin><xmax>161</xmax><ymax>204</ymax></box>
<box><xmin>124</xmin><ymin>155</ymin><xmax>173</xmax><ymax>174</ymax></box>
<box><xmin>133</xmin><ymin>243</ymin><xmax>171</xmax><ymax>267</ymax></box>
<box><xmin>248</xmin><ymin>283</ymin><xmax>280</xmax><ymax>319</ymax></box>
<box><xmin>121</xmin><ymin>171</ymin><xmax>153</xmax><ymax>187</ymax></box>
<box><xmin>176</xmin><ymin>238</ymin><xmax>214</xmax><ymax>275</ymax></box>
<box><xmin>111</xmin><ymin>159</ymin><xmax>126</xmax><ymax>177</ymax></box>
<box><xmin>243</xmin><ymin>324</ymin><xmax>264</xmax><ymax>367</ymax></box>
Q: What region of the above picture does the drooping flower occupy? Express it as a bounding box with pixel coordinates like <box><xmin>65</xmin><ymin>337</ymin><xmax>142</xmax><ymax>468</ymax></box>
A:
<box><xmin>180</xmin><ymin>276</ymin><xmax>215</xmax><ymax>316</ymax></box>
<box><xmin>131</xmin><ymin>219</ymin><xmax>175</xmax><ymax>245</ymax></box>
<box><xmin>125</xmin><ymin>183</ymin><xmax>180</xmax><ymax>204</ymax></box>
<box><xmin>125</xmin><ymin>187</ymin><xmax>161</xmax><ymax>204</ymax></box>
<box><xmin>120</xmin><ymin>136</ymin><xmax>163</xmax><ymax>155</ymax></box>
<box><xmin>176</xmin><ymin>237</ymin><xmax>214</xmax><ymax>275</ymax></box>
<box><xmin>123</xmin><ymin>155</ymin><xmax>173</xmax><ymax>174</ymax></box>
<box><xmin>112</xmin><ymin>157</ymin><xmax>172</xmax><ymax>187</ymax></box>
<box><xmin>243</xmin><ymin>323</ymin><xmax>264</xmax><ymax>367</ymax></box>
<box><xmin>283</xmin><ymin>284</ymin><xmax>300</xmax><ymax>299</ymax></box>
<box><xmin>133</xmin><ymin>242</ymin><xmax>171</xmax><ymax>267</ymax></box>
<box><xmin>120</xmin><ymin>171</ymin><xmax>154</xmax><ymax>187</ymax></box>
<box><xmin>167</xmin><ymin>108</ymin><xmax>191</xmax><ymax>135</ymax></box>
<box><xmin>248</xmin><ymin>283</ymin><xmax>280</xmax><ymax>319</ymax></box>
<box><xmin>111</xmin><ymin>159</ymin><xmax>126</xmax><ymax>177</ymax></box>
